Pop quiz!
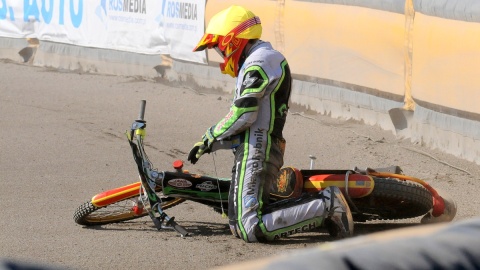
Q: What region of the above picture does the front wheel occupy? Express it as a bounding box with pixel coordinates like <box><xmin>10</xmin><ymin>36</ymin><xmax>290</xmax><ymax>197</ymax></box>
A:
<box><xmin>74</xmin><ymin>186</ymin><xmax>184</xmax><ymax>226</ymax></box>
<box><xmin>352</xmin><ymin>177</ymin><xmax>433</xmax><ymax>221</ymax></box>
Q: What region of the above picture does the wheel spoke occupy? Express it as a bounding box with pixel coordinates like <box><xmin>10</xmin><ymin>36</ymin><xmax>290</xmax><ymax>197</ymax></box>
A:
<box><xmin>74</xmin><ymin>192</ymin><xmax>184</xmax><ymax>226</ymax></box>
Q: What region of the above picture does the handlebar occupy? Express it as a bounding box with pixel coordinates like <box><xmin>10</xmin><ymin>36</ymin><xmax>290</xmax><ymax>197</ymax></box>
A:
<box><xmin>138</xmin><ymin>100</ymin><xmax>146</xmax><ymax>121</ymax></box>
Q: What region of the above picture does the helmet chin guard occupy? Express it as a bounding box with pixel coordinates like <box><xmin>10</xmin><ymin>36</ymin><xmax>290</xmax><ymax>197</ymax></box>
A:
<box><xmin>217</xmin><ymin>36</ymin><xmax>249</xmax><ymax>77</ymax></box>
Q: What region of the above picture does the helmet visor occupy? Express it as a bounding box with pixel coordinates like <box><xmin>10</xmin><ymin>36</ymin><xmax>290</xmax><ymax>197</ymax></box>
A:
<box><xmin>193</xmin><ymin>33</ymin><xmax>220</xmax><ymax>52</ymax></box>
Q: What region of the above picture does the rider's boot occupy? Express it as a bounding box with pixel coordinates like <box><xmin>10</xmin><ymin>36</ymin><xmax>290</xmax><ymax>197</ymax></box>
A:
<box><xmin>321</xmin><ymin>186</ymin><xmax>354</xmax><ymax>238</ymax></box>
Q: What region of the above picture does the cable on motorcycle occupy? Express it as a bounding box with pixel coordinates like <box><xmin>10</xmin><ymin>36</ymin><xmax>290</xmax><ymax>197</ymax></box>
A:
<box><xmin>212</xmin><ymin>153</ymin><xmax>227</xmax><ymax>218</ymax></box>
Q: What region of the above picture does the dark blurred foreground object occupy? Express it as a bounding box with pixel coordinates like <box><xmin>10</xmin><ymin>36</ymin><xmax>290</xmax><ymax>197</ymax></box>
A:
<box><xmin>0</xmin><ymin>259</ymin><xmax>67</xmax><ymax>270</ymax></box>
<box><xmin>218</xmin><ymin>217</ymin><xmax>480</xmax><ymax>270</ymax></box>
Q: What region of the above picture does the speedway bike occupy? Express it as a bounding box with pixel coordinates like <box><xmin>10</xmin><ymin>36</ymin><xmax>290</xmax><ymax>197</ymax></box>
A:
<box><xmin>74</xmin><ymin>100</ymin><xmax>456</xmax><ymax>237</ymax></box>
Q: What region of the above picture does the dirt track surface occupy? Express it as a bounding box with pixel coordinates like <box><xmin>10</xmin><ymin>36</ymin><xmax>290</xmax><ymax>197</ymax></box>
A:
<box><xmin>1</xmin><ymin>61</ymin><xmax>479</xmax><ymax>270</ymax></box>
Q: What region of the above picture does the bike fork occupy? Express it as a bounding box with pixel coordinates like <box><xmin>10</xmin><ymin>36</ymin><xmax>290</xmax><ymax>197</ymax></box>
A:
<box><xmin>148</xmin><ymin>202</ymin><xmax>189</xmax><ymax>237</ymax></box>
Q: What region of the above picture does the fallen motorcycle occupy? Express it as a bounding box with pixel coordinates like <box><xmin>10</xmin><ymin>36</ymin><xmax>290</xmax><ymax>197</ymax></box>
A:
<box><xmin>74</xmin><ymin>100</ymin><xmax>457</xmax><ymax>237</ymax></box>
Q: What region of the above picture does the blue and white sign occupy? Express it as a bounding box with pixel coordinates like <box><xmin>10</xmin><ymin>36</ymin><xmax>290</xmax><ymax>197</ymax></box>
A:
<box><xmin>0</xmin><ymin>0</ymin><xmax>206</xmax><ymax>63</ymax></box>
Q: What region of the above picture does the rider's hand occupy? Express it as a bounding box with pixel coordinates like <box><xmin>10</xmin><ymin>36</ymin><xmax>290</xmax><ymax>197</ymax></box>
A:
<box><xmin>187</xmin><ymin>126</ymin><xmax>216</xmax><ymax>164</ymax></box>
<box><xmin>187</xmin><ymin>142</ymin><xmax>211</xmax><ymax>164</ymax></box>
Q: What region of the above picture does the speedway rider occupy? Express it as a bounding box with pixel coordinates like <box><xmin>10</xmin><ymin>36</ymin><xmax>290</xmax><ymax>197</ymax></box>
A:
<box><xmin>188</xmin><ymin>5</ymin><xmax>354</xmax><ymax>242</ymax></box>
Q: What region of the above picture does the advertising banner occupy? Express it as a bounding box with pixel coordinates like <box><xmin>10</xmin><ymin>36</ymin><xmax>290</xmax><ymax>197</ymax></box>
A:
<box><xmin>0</xmin><ymin>1</ymin><xmax>36</xmax><ymax>38</ymax></box>
<box><xmin>0</xmin><ymin>0</ymin><xmax>206</xmax><ymax>63</ymax></box>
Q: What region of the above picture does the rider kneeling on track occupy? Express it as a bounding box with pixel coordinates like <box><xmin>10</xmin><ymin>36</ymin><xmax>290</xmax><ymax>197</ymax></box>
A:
<box><xmin>188</xmin><ymin>5</ymin><xmax>353</xmax><ymax>242</ymax></box>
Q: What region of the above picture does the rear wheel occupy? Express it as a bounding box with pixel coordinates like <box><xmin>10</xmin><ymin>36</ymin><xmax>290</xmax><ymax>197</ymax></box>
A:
<box><xmin>352</xmin><ymin>177</ymin><xmax>433</xmax><ymax>221</ymax></box>
<box><xmin>74</xmin><ymin>192</ymin><xmax>184</xmax><ymax>226</ymax></box>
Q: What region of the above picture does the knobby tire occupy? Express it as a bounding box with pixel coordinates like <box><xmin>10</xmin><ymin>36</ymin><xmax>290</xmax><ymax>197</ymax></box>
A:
<box><xmin>352</xmin><ymin>177</ymin><xmax>433</xmax><ymax>221</ymax></box>
<box><xmin>74</xmin><ymin>192</ymin><xmax>184</xmax><ymax>226</ymax></box>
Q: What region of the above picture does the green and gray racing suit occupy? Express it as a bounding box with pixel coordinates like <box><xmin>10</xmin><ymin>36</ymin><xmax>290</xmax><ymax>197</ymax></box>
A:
<box><xmin>210</xmin><ymin>41</ymin><xmax>327</xmax><ymax>242</ymax></box>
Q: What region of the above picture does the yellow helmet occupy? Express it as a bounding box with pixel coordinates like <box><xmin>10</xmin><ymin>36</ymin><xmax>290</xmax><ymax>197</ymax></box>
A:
<box><xmin>193</xmin><ymin>6</ymin><xmax>262</xmax><ymax>77</ymax></box>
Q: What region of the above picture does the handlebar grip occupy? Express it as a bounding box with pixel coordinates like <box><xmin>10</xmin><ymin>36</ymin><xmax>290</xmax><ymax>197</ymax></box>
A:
<box><xmin>171</xmin><ymin>221</ymin><xmax>189</xmax><ymax>237</ymax></box>
<box><xmin>138</xmin><ymin>100</ymin><xmax>146</xmax><ymax>121</ymax></box>
<box><xmin>166</xmin><ymin>217</ymin><xmax>189</xmax><ymax>237</ymax></box>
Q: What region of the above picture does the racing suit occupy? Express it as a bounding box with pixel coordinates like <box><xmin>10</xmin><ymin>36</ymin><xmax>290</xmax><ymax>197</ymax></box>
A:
<box><xmin>210</xmin><ymin>41</ymin><xmax>327</xmax><ymax>242</ymax></box>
